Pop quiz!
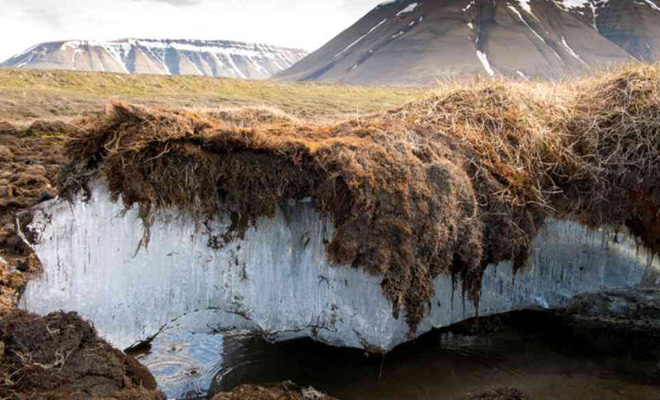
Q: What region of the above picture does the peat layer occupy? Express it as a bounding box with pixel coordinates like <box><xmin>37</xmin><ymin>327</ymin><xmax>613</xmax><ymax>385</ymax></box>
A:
<box><xmin>59</xmin><ymin>64</ymin><xmax>660</xmax><ymax>331</ymax></box>
<box><xmin>0</xmin><ymin>121</ymin><xmax>67</xmax><ymax>314</ymax></box>
<box><xmin>0</xmin><ymin>311</ymin><xmax>165</xmax><ymax>399</ymax></box>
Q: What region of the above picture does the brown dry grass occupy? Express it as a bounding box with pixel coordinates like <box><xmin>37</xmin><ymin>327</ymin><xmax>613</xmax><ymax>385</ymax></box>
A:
<box><xmin>57</xmin><ymin>63</ymin><xmax>660</xmax><ymax>332</ymax></box>
<box><xmin>0</xmin><ymin>68</ymin><xmax>423</xmax><ymax>125</ymax></box>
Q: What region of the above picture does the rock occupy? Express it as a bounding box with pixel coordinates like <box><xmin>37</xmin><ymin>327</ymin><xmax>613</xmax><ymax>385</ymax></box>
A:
<box><xmin>19</xmin><ymin>180</ymin><xmax>660</xmax><ymax>353</ymax></box>
<box><xmin>565</xmin><ymin>288</ymin><xmax>660</xmax><ymax>322</ymax></box>
<box><xmin>562</xmin><ymin>287</ymin><xmax>660</xmax><ymax>339</ymax></box>
<box><xmin>556</xmin><ymin>288</ymin><xmax>660</xmax><ymax>360</ymax></box>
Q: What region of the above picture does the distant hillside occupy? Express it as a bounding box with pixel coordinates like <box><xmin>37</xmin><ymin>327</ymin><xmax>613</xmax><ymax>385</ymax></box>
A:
<box><xmin>279</xmin><ymin>0</ymin><xmax>660</xmax><ymax>84</ymax></box>
<box><xmin>1</xmin><ymin>39</ymin><xmax>308</xmax><ymax>79</ymax></box>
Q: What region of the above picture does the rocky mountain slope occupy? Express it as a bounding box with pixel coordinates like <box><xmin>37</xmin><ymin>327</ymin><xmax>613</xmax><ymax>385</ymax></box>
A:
<box><xmin>1</xmin><ymin>39</ymin><xmax>308</xmax><ymax>79</ymax></box>
<box><xmin>594</xmin><ymin>0</ymin><xmax>660</xmax><ymax>61</ymax></box>
<box><xmin>279</xmin><ymin>0</ymin><xmax>659</xmax><ymax>84</ymax></box>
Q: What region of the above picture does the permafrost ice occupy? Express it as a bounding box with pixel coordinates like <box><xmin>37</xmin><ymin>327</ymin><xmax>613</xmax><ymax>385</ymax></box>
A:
<box><xmin>18</xmin><ymin>179</ymin><xmax>660</xmax><ymax>396</ymax></box>
<box><xmin>20</xmin><ymin>179</ymin><xmax>660</xmax><ymax>350</ymax></box>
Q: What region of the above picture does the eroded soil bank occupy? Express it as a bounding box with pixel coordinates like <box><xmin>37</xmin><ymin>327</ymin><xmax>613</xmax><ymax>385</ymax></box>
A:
<box><xmin>0</xmin><ymin>120</ymin><xmax>67</xmax><ymax>313</ymax></box>
<box><xmin>0</xmin><ymin>310</ymin><xmax>165</xmax><ymax>399</ymax></box>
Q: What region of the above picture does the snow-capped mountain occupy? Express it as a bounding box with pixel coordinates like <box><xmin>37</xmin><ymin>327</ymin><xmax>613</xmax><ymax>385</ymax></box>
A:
<box><xmin>279</xmin><ymin>0</ymin><xmax>660</xmax><ymax>84</ymax></box>
<box><xmin>1</xmin><ymin>39</ymin><xmax>308</xmax><ymax>79</ymax></box>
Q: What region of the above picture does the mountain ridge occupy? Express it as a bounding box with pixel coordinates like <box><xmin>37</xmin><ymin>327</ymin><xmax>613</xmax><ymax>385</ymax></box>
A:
<box><xmin>1</xmin><ymin>38</ymin><xmax>308</xmax><ymax>80</ymax></box>
<box><xmin>278</xmin><ymin>0</ymin><xmax>660</xmax><ymax>84</ymax></box>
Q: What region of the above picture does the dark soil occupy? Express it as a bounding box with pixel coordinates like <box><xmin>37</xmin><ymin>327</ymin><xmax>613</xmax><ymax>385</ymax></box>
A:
<box><xmin>0</xmin><ymin>310</ymin><xmax>165</xmax><ymax>399</ymax></box>
<box><xmin>466</xmin><ymin>387</ymin><xmax>531</xmax><ymax>400</ymax></box>
<box><xmin>0</xmin><ymin>120</ymin><xmax>67</xmax><ymax>314</ymax></box>
<box><xmin>212</xmin><ymin>382</ymin><xmax>336</xmax><ymax>400</ymax></box>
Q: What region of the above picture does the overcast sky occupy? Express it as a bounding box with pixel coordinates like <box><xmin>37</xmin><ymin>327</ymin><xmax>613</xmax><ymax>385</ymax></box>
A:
<box><xmin>0</xmin><ymin>0</ymin><xmax>382</xmax><ymax>61</ymax></box>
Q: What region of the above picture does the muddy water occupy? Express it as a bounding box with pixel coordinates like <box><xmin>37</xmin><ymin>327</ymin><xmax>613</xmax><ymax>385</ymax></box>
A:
<box><xmin>135</xmin><ymin>312</ymin><xmax>660</xmax><ymax>400</ymax></box>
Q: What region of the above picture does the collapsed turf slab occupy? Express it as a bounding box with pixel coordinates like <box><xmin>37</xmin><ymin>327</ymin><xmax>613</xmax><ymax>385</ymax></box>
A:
<box><xmin>18</xmin><ymin>64</ymin><xmax>660</xmax><ymax>355</ymax></box>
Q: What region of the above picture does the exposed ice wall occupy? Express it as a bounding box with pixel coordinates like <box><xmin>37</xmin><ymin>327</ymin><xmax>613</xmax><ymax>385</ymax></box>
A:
<box><xmin>20</xmin><ymin>180</ymin><xmax>660</xmax><ymax>353</ymax></box>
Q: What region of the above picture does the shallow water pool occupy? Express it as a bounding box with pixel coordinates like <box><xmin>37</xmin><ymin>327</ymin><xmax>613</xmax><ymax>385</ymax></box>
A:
<box><xmin>133</xmin><ymin>311</ymin><xmax>660</xmax><ymax>399</ymax></box>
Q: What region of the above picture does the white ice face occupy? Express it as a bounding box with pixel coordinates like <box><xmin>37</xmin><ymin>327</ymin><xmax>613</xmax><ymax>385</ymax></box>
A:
<box><xmin>19</xmin><ymin>179</ymin><xmax>660</xmax><ymax>396</ymax></box>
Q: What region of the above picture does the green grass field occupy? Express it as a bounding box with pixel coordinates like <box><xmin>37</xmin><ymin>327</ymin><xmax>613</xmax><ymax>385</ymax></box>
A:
<box><xmin>0</xmin><ymin>68</ymin><xmax>426</xmax><ymax>124</ymax></box>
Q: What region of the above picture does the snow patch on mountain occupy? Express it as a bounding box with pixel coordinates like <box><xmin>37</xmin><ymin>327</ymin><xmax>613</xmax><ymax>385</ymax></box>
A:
<box><xmin>397</xmin><ymin>2</ymin><xmax>420</xmax><ymax>16</ymax></box>
<box><xmin>335</xmin><ymin>19</ymin><xmax>388</xmax><ymax>58</ymax></box>
<box><xmin>476</xmin><ymin>50</ymin><xmax>495</xmax><ymax>76</ymax></box>
<box><xmin>561</xmin><ymin>36</ymin><xmax>588</xmax><ymax>66</ymax></box>
<box><xmin>641</xmin><ymin>0</ymin><xmax>660</xmax><ymax>12</ymax></box>
<box><xmin>517</xmin><ymin>0</ymin><xmax>539</xmax><ymax>19</ymax></box>
<box><xmin>562</xmin><ymin>0</ymin><xmax>591</xmax><ymax>9</ymax></box>
<box><xmin>508</xmin><ymin>5</ymin><xmax>545</xmax><ymax>42</ymax></box>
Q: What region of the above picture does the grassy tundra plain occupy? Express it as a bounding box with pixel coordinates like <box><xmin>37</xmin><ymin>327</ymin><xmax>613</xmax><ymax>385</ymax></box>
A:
<box><xmin>0</xmin><ymin>68</ymin><xmax>424</xmax><ymax>124</ymax></box>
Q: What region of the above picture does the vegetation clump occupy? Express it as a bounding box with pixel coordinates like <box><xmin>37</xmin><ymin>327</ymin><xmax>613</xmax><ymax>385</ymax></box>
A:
<box><xmin>58</xmin><ymin>64</ymin><xmax>660</xmax><ymax>331</ymax></box>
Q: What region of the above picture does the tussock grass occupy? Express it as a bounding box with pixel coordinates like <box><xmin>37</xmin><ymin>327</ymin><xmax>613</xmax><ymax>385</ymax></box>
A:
<box><xmin>59</xmin><ymin>64</ymin><xmax>660</xmax><ymax>331</ymax></box>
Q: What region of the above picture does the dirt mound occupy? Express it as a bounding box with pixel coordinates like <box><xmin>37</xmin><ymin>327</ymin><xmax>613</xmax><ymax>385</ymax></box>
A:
<box><xmin>212</xmin><ymin>382</ymin><xmax>336</xmax><ymax>400</ymax></box>
<box><xmin>0</xmin><ymin>310</ymin><xmax>165</xmax><ymax>400</ymax></box>
<box><xmin>466</xmin><ymin>387</ymin><xmax>531</xmax><ymax>400</ymax></box>
<box><xmin>0</xmin><ymin>121</ymin><xmax>67</xmax><ymax>314</ymax></box>
<box><xmin>58</xmin><ymin>64</ymin><xmax>660</xmax><ymax>332</ymax></box>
